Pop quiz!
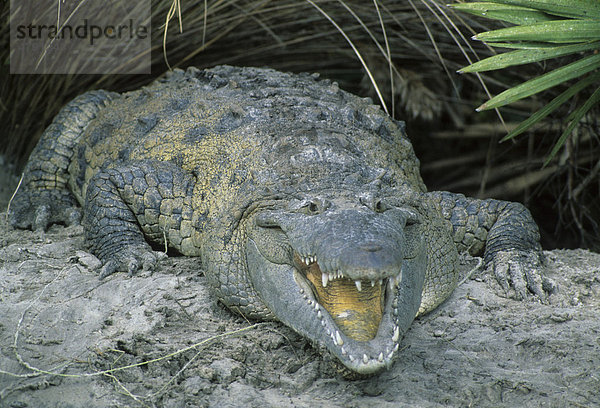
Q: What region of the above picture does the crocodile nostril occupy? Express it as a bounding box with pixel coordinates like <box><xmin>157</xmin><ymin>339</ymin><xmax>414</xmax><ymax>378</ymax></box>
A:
<box><xmin>360</xmin><ymin>243</ymin><xmax>383</xmax><ymax>252</ymax></box>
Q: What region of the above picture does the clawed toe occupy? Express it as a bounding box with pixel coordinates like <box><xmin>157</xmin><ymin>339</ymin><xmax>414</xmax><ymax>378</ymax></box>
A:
<box><xmin>9</xmin><ymin>188</ymin><xmax>82</xmax><ymax>231</ymax></box>
<box><xmin>98</xmin><ymin>246</ymin><xmax>166</xmax><ymax>279</ymax></box>
<box><xmin>488</xmin><ymin>250</ymin><xmax>553</xmax><ymax>302</ymax></box>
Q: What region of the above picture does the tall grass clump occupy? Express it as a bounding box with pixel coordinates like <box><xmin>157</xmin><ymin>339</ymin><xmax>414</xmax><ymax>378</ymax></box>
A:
<box><xmin>2</xmin><ymin>0</ymin><xmax>598</xmax><ymax>248</ymax></box>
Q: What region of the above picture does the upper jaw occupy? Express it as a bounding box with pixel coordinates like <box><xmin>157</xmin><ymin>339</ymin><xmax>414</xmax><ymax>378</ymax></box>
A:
<box><xmin>294</xmin><ymin>251</ymin><xmax>402</xmax><ymax>292</ymax></box>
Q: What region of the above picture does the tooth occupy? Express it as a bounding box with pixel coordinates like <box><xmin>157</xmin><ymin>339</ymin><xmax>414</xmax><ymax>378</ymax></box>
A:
<box><xmin>393</xmin><ymin>308</ymin><xmax>398</xmax><ymax>316</ymax></box>
<box><xmin>320</xmin><ymin>318</ymin><xmax>325</xmax><ymax>326</ymax></box>
<box><xmin>378</xmin><ymin>352</ymin><xmax>384</xmax><ymax>362</ymax></box>
<box><xmin>378</xmin><ymin>279</ymin><xmax>383</xmax><ymax>286</ymax></box>
<box><xmin>329</xmin><ymin>272</ymin><xmax>335</xmax><ymax>282</ymax></box>
<box><xmin>317</xmin><ymin>310</ymin><xmax>322</xmax><ymax>319</ymax></box>
<box><xmin>349</xmin><ymin>355</ymin><xmax>355</xmax><ymax>362</ymax></box>
<box><xmin>363</xmin><ymin>354</ymin><xmax>368</xmax><ymax>364</ymax></box>
<box><xmin>322</xmin><ymin>273</ymin><xmax>328</xmax><ymax>287</ymax></box>
<box><xmin>355</xmin><ymin>280</ymin><xmax>362</xmax><ymax>292</ymax></box>
<box><xmin>371</xmin><ymin>280</ymin><xmax>375</xmax><ymax>287</ymax></box>
<box><xmin>392</xmin><ymin>326</ymin><xmax>400</xmax><ymax>342</ymax></box>
<box><xmin>299</xmin><ymin>288</ymin><xmax>304</xmax><ymax>294</ymax></box>
<box><xmin>335</xmin><ymin>331</ymin><xmax>343</xmax><ymax>346</ymax></box>
<box><xmin>341</xmin><ymin>346</ymin><xmax>346</xmax><ymax>355</ymax></box>
<box><xmin>387</xmin><ymin>351</ymin><xmax>394</xmax><ymax>360</ymax></box>
<box><xmin>332</xmin><ymin>333</ymin><xmax>337</xmax><ymax>345</ymax></box>
<box><xmin>394</xmin><ymin>343</ymin><xmax>399</xmax><ymax>352</ymax></box>
<box><xmin>314</xmin><ymin>302</ymin><xmax>319</xmax><ymax>311</ymax></box>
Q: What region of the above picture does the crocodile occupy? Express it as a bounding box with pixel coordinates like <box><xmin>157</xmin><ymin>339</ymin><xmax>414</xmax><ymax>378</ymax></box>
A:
<box><xmin>8</xmin><ymin>65</ymin><xmax>551</xmax><ymax>374</ymax></box>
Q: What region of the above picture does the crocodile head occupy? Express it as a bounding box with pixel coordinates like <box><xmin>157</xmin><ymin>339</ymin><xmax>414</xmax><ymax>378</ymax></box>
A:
<box><xmin>246</xmin><ymin>194</ymin><xmax>426</xmax><ymax>374</ymax></box>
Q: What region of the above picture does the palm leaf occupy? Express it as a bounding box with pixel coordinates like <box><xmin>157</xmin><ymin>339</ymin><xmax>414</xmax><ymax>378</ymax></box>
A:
<box><xmin>501</xmin><ymin>72</ymin><xmax>600</xmax><ymax>141</ymax></box>
<box><xmin>474</xmin><ymin>20</ymin><xmax>600</xmax><ymax>43</ymax></box>
<box><xmin>545</xmin><ymin>86</ymin><xmax>600</xmax><ymax>166</ymax></box>
<box><xmin>454</xmin><ymin>0</ymin><xmax>600</xmax><ymax>165</ymax></box>
<box><xmin>460</xmin><ymin>41</ymin><xmax>600</xmax><ymax>72</ymax></box>
<box><xmin>476</xmin><ymin>53</ymin><xmax>600</xmax><ymax>111</ymax></box>
<box><xmin>483</xmin><ymin>42</ymin><xmax>560</xmax><ymax>49</ymax></box>
<box><xmin>472</xmin><ymin>0</ymin><xmax>600</xmax><ymax>20</ymax></box>
<box><xmin>450</xmin><ymin>2</ymin><xmax>556</xmax><ymax>25</ymax></box>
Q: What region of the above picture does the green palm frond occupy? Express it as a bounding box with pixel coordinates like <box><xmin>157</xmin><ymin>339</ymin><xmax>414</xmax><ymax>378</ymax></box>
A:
<box><xmin>450</xmin><ymin>0</ymin><xmax>600</xmax><ymax>165</ymax></box>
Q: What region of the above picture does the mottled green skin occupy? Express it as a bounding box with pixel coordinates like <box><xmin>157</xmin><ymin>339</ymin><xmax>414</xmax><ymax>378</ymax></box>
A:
<box><xmin>9</xmin><ymin>66</ymin><xmax>547</xmax><ymax>374</ymax></box>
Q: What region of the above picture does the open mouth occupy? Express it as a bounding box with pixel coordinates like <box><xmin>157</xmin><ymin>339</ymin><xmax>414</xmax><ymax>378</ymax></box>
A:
<box><xmin>248</xmin><ymin>211</ymin><xmax>411</xmax><ymax>373</ymax></box>
<box><xmin>293</xmin><ymin>252</ymin><xmax>401</xmax><ymax>347</ymax></box>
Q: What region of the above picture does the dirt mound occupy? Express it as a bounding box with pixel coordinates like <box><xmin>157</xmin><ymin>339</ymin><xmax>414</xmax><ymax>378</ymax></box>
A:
<box><xmin>1</xmin><ymin>169</ymin><xmax>599</xmax><ymax>407</ymax></box>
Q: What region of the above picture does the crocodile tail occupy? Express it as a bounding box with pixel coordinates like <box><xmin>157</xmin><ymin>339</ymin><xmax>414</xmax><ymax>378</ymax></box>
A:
<box><xmin>8</xmin><ymin>90</ymin><xmax>117</xmax><ymax>231</ymax></box>
<box><xmin>21</xmin><ymin>90</ymin><xmax>117</xmax><ymax>194</ymax></box>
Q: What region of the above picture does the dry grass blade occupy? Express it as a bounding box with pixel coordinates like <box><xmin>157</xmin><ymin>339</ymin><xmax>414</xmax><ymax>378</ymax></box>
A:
<box><xmin>423</xmin><ymin>0</ymin><xmax>507</xmax><ymax>127</ymax></box>
<box><xmin>162</xmin><ymin>0</ymin><xmax>183</xmax><ymax>69</ymax></box>
<box><xmin>304</xmin><ymin>0</ymin><xmax>389</xmax><ymax>115</ymax></box>
<box><xmin>372</xmin><ymin>0</ymin><xmax>395</xmax><ymax>115</ymax></box>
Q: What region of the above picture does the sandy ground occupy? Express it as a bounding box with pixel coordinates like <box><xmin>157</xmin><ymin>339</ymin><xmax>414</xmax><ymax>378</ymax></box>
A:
<box><xmin>1</xmin><ymin>165</ymin><xmax>599</xmax><ymax>408</ymax></box>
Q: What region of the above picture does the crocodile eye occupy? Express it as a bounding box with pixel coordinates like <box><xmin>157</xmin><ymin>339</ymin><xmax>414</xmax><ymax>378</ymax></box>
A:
<box><xmin>359</xmin><ymin>193</ymin><xmax>389</xmax><ymax>213</ymax></box>
<box><xmin>299</xmin><ymin>198</ymin><xmax>329</xmax><ymax>215</ymax></box>
<box><xmin>302</xmin><ymin>200</ymin><xmax>322</xmax><ymax>215</ymax></box>
<box><xmin>360</xmin><ymin>196</ymin><xmax>390</xmax><ymax>213</ymax></box>
<box><xmin>290</xmin><ymin>196</ymin><xmax>329</xmax><ymax>214</ymax></box>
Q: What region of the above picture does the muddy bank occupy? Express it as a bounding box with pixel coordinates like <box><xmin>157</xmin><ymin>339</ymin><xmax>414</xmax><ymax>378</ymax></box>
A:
<box><xmin>0</xmin><ymin>190</ymin><xmax>599</xmax><ymax>407</ymax></box>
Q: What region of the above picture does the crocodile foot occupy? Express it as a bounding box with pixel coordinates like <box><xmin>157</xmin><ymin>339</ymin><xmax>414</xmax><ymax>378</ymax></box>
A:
<box><xmin>98</xmin><ymin>245</ymin><xmax>167</xmax><ymax>279</ymax></box>
<box><xmin>8</xmin><ymin>187</ymin><xmax>81</xmax><ymax>231</ymax></box>
<box><xmin>488</xmin><ymin>250</ymin><xmax>557</xmax><ymax>301</ymax></box>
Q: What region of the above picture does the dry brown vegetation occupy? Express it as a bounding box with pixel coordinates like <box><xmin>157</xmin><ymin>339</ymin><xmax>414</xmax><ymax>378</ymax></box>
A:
<box><xmin>1</xmin><ymin>0</ymin><xmax>598</xmax><ymax>250</ymax></box>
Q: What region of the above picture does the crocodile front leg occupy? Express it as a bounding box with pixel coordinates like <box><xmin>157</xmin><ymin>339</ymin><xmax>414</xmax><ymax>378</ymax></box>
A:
<box><xmin>429</xmin><ymin>191</ymin><xmax>555</xmax><ymax>300</ymax></box>
<box><xmin>83</xmin><ymin>161</ymin><xmax>196</xmax><ymax>278</ymax></box>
